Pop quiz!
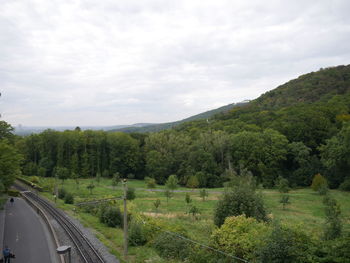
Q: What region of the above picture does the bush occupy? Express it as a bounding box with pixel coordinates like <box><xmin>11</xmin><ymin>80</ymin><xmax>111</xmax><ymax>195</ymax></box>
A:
<box><xmin>99</xmin><ymin>205</ymin><xmax>123</xmax><ymax>227</ymax></box>
<box><xmin>152</xmin><ymin>232</ymin><xmax>191</xmax><ymax>260</ymax></box>
<box><xmin>64</xmin><ymin>193</ymin><xmax>74</xmax><ymax>204</ymax></box>
<box><xmin>257</xmin><ymin>223</ymin><xmax>317</xmax><ymax>263</ymax></box>
<box><xmin>58</xmin><ymin>188</ymin><xmax>67</xmax><ymax>199</ymax></box>
<box><xmin>214</xmin><ymin>184</ymin><xmax>267</xmax><ymax>227</ymax></box>
<box><xmin>311</xmin><ymin>174</ymin><xmax>327</xmax><ymax>192</ymax></box>
<box><xmin>275</xmin><ymin>176</ymin><xmax>290</xmax><ymax>193</ymax></box>
<box><xmin>211</xmin><ymin>215</ymin><xmax>270</xmax><ymax>261</ymax></box>
<box><xmin>128</xmin><ymin>219</ymin><xmax>147</xmax><ymax>246</ymax></box>
<box><xmin>339</xmin><ymin>177</ymin><xmax>350</xmax><ymax>191</ymax></box>
<box><xmin>7</xmin><ymin>189</ymin><xmax>19</xmax><ymax>197</ymax></box>
<box><xmin>30</xmin><ymin>176</ymin><xmax>40</xmax><ymax>184</ymax></box>
<box><xmin>126</xmin><ymin>187</ymin><xmax>136</xmax><ymax>200</ymax></box>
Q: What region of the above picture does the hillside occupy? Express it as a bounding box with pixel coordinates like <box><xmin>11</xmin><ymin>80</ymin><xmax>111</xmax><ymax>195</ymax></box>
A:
<box><xmin>111</xmin><ymin>102</ymin><xmax>248</xmax><ymax>133</ymax></box>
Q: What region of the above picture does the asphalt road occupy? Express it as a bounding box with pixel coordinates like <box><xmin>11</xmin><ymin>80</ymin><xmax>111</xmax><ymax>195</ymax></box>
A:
<box><xmin>3</xmin><ymin>197</ymin><xmax>58</xmax><ymax>263</ymax></box>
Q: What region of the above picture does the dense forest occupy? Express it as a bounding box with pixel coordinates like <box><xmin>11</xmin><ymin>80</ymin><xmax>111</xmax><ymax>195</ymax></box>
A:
<box><xmin>14</xmin><ymin>65</ymin><xmax>350</xmax><ymax>190</ymax></box>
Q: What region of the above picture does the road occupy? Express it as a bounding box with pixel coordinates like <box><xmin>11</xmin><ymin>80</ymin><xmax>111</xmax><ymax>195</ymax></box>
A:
<box><xmin>3</xmin><ymin>197</ymin><xmax>59</xmax><ymax>263</ymax></box>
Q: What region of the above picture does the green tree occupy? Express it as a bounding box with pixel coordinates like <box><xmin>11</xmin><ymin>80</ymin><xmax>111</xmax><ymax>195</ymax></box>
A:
<box><xmin>112</xmin><ymin>173</ymin><xmax>120</xmax><ymax>190</ymax></box>
<box><xmin>275</xmin><ymin>176</ymin><xmax>290</xmax><ymax>193</ymax></box>
<box><xmin>323</xmin><ymin>196</ymin><xmax>342</xmax><ymax>240</ymax></box>
<box><xmin>153</xmin><ymin>199</ymin><xmax>161</xmax><ymax>213</ymax></box>
<box><xmin>96</xmin><ymin>172</ymin><xmax>101</xmax><ymax>185</ymax></box>
<box><xmin>199</xmin><ymin>188</ymin><xmax>208</xmax><ymax>201</ymax></box>
<box><xmin>0</xmin><ymin>141</ymin><xmax>22</xmax><ymax>189</ymax></box>
<box><xmin>186</xmin><ymin>175</ymin><xmax>199</xmax><ymax>189</ymax></box>
<box><xmin>279</xmin><ymin>194</ymin><xmax>290</xmax><ymax>210</ymax></box>
<box><xmin>164</xmin><ymin>189</ymin><xmax>172</xmax><ymax>204</ymax></box>
<box><xmin>214</xmin><ymin>175</ymin><xmax>267</xmax><ymax>227</ymax></box>
<box><xmin>311</xmin><ymin>173</ymin><xmax>328</xmax><ymax>192</ymax></box>
<box><xmin>87</xmin><ymin>182</ymin><xmax>95</xmax><ymax>195</ymax></box>
<box><xmin>166</xmin><ymin>175</ymin><xmax>179</xmax><ymax>192</ymax></box>
<box><xmin>55</xmin><ymin>166</ymin><xmax>70</xmax><ymax>184</ymax></box>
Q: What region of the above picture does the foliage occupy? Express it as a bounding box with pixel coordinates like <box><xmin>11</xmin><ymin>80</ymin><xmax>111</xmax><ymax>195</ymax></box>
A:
<box><xmin>99</xmin><ymin>205</ymin><xmax>123</xmax><ymax>227</ymax></box>
<box><xmin>275</xmin><ymin>176</ymin><xmax>290</xmax><ymax>193</ymax></box>
<box><xmin>128</xmin><ymin>219</ymin><xmax>147</xmax><ymax>246</ymax></box>
<box><xmin>339</xmin><ymin>177</ymin><xmax>350</xmax><ymax>191</ymax></box>
<box><xmin>165</xmin><ymin>175</ymin><xmax>179</xmax><ymax>191</ymax></box>
<box><xmin>0</xmin><ymin>140</ymin><xmax>22</xmax><ymax>189</ymax></box>
<box><xmin>311</xmin><ymin>174</ymin><xmax>328</xmax><ymax>192</ymax></box>
<box><xmin>64</xmin><ymin>192</ymin><xmax>74</xmax><ymax>204</ymax></box>
<box><xmin>211</xmin><ymin>215</ymin><xmax>270</xmax><ymax>261</ymax></box>
<box><xmin>199</xmin><ymin>188</ymin><xmax>208</xmax><ymax>201</ymax></box>
<box><xmin>112</xmin><ymin>173</ymin><xmax>120</xmax><ymax>190</ymax></box>
<box><xmin>126</xmin><ymin>187</ymin><xmax>136</xmax><ymax>200</ymax></box>
<box><xmin>185</xmin><ymin>193</ymin><xmax>192</xmax><ymax>205</ymax></box>
<box><xmin>186</xmin><ymin>175</ymin><xmax>199</xmax><ymax>189</ymax></box>
<box><xmin>153</xmin><ymin>199</ymin><xmax>161</xmax><ymax>212</ymax></box>
<box><xmin>214</xmin><ymin>175</ymin><xmax>267</xmax><ymax>226</ymax></box>
<box><xmin>188</xmin><ymin>205</ymin><xmax>200</xmax><ymax>219</ymax></box>
<box><xmin>280</xmin><ymin>194</ymin><xmax>290</xmax><ymax>210</ymax></box>
<box><xmin>323</xmin><ymin>196</ymin><xmax>342</xmax><ymax>240</ymax></box>
<box><xmin>164</xmin><ymin>189</ymin><xmax>172</xmax><ymax>203</ymax></box>
<box><xmin>58</xmin><ymin>188</ymin><xmax>67</xmax><ymax>199</ymax></box>
<box><xmin>96</xmin><ymin>172</ymin><xmax>101</xmax><ymax>185</ymax></box>
<box><xmin>86</xmin><ymin>182</ymin><xmax>95</xmax><ymax>194</ymax></box>
<box><xmin>145</xmin><ymin>176</ymin><xmax>156</xmax><ymax>189</ymax></box>
<box><xmin>152</xmin><ymin>232</ymin><xmax>191</xmax><ymax>260</ymax></box>
<box><xmin>257</xmin><ymin>222</ymin><xmax>316</xmax><ymax>263</ymax></box>
<box><xmin>55</xmin><ymin>166</ymin><xmax>70</xmax><ymax>184</ymax></box>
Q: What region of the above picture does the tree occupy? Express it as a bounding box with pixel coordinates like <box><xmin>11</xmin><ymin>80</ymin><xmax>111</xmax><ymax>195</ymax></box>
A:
<box><xmin>275</xmin><ymin>176</ymin><xmax>290</xmax><ymax>193</ymax></box>
<box><xmin>185</xmin><ymin>193</ymin><xmax>192</xmax><ymax>207</ymax></box>
<box><xmin>212</xmin><ymin>215</ymin><xmax>269</xmax><ymax>261</ymax></box>
<box><xmin>186</xmin><ymin>175</ymin><xmax>199</xmax><ymax>189</ymax></box>
<box><xmin>112</xmin><ymin>173</ymin><xmax>120</xmax><ymax>190</ymax></box>
<box><xmin>214</xmin><ymin>175</ymin><xmax>267</xmax><ymax>227</ymax></box>
<box><xmin>87</xmin><ymin>182</ymin><xmax>95</xmax><ymax>195</ymax></box>
<box><xmin>145</xmin><ymin>176</ymin><xmax>156</xmax><ymax>189</ymax></box>
<box><xmin>0</xmin><ymin>141</ymin><xmax>22</xmax><ymax>189</ymax></box>
<box><xmin>323</xmin><ymin>196</ymin><xmax>342</xmax><ymax>240</ymax></box>
<box><xmin>71</xmin><ymin>172</ymin><xmax>79</xmax><ymax>189</ymax></box>
<box><xmin>199</xmin><ymin>189</ymin><xmax>208</xmax><ymax>201</ymax></box>
<box><xmin>55</xmin><ymin>166</ymin><xmax>70</xmax><ymax>184</ymax></box>
<box><xmin>165</xmin><ymin>175</ymin><xmax>178</xmax><ymax>192</ymax></box>
<box><xmin>257</xmin><ymin>222</ymin><xmax>316</xmax><ymax>263</ymax></box>
<box><xmin>96</xmin><ymin>172</ymin><xmax>101</xmax><ymax>185</ymax></box>
<box><xmin>279</xmin><ymin>194</ymin><xmax>290</xmax><ymax>210</ymax></box>
<box><xmin>164</xmin><ymin>189</ymin><xmax>172</xmax><ymax>204</ymax></box>
<box><xmin>311</xmin><ymin>174</ymin><xmax>327</xmax><ymax>192</ymax></box>
<box><xmin>153</xmin><ymin>199</ymin><xmax>161</xmax><ymax>213</ymax></box>
<box><xmin>188</xmin><ymin>205</ymin><xmax>200</xmax><ymax>219</ymax></box>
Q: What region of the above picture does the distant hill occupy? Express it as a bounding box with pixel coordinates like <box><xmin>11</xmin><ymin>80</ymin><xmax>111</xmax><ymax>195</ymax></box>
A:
<box><xmin>110</xmin><ymin>101</ymin><xmax>249</xmax><ymax>133</ymax></box>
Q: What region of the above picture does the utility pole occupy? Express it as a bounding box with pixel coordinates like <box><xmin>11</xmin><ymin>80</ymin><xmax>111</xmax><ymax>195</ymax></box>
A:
<box><xmin>122</xmin><ymin>179</ymin><xmax>128</xmax><ymax>258</ymax></box>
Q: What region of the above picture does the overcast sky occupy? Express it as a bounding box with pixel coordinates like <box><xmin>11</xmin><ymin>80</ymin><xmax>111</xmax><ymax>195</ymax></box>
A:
<box><xmin>1</xmin><ymin>0</ymin><xmax>350</xmax><ymax>127</ymax></box>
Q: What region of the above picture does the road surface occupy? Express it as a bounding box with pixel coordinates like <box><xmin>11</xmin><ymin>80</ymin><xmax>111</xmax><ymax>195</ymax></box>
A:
<box><xmin>3</xmin><ymin>197</ymin><xmax>58</xmax><ymax>263</ymax></box>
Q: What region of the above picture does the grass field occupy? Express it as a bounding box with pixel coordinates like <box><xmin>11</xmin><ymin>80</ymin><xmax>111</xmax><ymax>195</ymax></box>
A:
<box><xmin>30</xmin><ymin>177</ymin><xmax>350</xmax><ymax>262</ymax></box>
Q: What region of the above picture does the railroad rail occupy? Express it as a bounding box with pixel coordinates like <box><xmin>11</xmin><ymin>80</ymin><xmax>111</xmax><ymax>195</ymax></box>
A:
<box><xmin>16</xmin><ymin>183</ymin><xmax>105</xmax><ymax>263</ymax></box>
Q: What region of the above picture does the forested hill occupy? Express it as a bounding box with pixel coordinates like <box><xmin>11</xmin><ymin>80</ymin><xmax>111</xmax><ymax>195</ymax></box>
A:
<box><xmin>253</xmin><ymin>65</ymin><xmax>350</xmax><ymax>109</ymax></box>
<box><xmin>111</xmin><ymin>102</ymin><xmax>247</xmax><ymax>133</ymax></box>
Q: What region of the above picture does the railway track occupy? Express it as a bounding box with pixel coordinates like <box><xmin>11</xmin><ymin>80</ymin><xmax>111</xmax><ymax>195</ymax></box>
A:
<box><xmin>16</xmin><ymin>184</ymin><xmax>105</xmax><ymax>263</ymax></box>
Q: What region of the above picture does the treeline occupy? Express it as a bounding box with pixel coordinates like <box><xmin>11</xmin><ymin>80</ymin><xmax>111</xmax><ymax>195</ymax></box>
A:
<box><xmin>15</xmin><ymin>65</ymin><xmax>350</xmax><ymax>189</ymax></box>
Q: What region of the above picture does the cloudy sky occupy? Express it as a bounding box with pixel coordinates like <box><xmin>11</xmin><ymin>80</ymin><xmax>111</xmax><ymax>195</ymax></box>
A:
<box><xmin>1</xmin><ymin>0</ymin><xmax>350</xmax><ymax>127</ymax></box>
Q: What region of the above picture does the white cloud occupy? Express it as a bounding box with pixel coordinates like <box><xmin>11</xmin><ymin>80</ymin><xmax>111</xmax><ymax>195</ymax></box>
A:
<box><xmin>1</xmin><ymin>0</ymin><xmax>350</xmax><ymax>126</ymax></box>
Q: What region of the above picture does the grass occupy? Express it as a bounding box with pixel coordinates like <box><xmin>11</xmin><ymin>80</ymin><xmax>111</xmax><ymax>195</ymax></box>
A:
<box><xmin>28</xmin><ymin>176</ymin><xmax>350</xmax><ymax>262</ymax></box>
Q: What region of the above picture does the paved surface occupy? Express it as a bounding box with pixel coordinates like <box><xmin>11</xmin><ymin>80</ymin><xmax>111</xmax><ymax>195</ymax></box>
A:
<box><xmin>3</xmin><ymin>197</ymin><xmax>59</xmax><ymax>263</ymax></box>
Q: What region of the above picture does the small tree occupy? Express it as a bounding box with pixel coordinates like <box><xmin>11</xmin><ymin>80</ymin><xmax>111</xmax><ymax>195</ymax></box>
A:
<box><xmin>166</xmin><ymin>175</ymin><xmax>178</xmax><ymax>192</ymax></box>
<box><xmin>126</xmin><ymin>187</ymin><xmax>136</xmax><ymax>200</ymax></box>
<box><xmin>145</xmin><ymin>176</ymin><xmax>156</xmax><ymax>190</ymax></box>
<box><xmin>199</xmin><ymin>189</ymin><xmax>208</xmax><ymax>201</ymax></box>
<box><xmin>55</xmin><ymin>166</ymin><xmax>70</xmax><ymax>184</ymax></box>
<box><xmin>323</xmin><ymin>196</ymin><xmax>342</xmax><ymax>240</ymax></box>
<box><xmin>311</xmin><ymin>173</ymin><xmax>327</xmax><ymax>192</ymax></box>
<box><xmin>71</xmin><ymin>172</ymin><xmax>79</xmax><ymax>189</ymax></box>
<box><xmin>164</xmin><ymin>189</ymin><xmax>172</xmax><ymax>204</ymax></box>
<box><xmin>96</xmin><ymin>172</ymin><xmax>101</xmax><ymax>185</ymax></box>
<box><xmin>153</xmin><ymin>199</ymin><xmax>161</xmax><ymax>213</ymax></box>
<box><xmin>275</xmin><ymin>176</ymin><xmax>290</xmax><ymax>193</ymax></box>
<box><xmin>185</xmin><ymin>193</ymin><xmax>192</xmax><ymax>207</ymax></box>
<box><xmin>112</xmin><ymin>173</ymin><xmax>120</xmax><ymax>190</ymax></box>
<box><xmin>186</xmin><ymin>175</ymin><xmax>199</xmax><ymax>189</ymax></box>
<box><xmin>87</xmin><ymin>182</ymin><xmax>95</xmax><ymax>195</ymax></box>
<box><xmin>102</xmin><ymin>169</ymin><xmax>109</xmax><ymax>178</ymax></box>
<box><xmin>188</xmin><ymin>205</ymin><xmax>200</xmax><ymax>219</ymax></box>
<box><xmin>279</xmin><ymin>194</ymin><xmax>290</xmax><ymax>210</ymax></box>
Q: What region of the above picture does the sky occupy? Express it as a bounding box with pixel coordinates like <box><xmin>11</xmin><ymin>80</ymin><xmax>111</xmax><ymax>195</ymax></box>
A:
<box><xmin>1</xmin><ymin>0</ymin><xmax>350</xmax><ymax>127</ymax></box>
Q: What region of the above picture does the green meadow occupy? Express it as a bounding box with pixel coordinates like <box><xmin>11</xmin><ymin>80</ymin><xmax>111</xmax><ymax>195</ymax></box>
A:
<box><xmin>30</xmin><ymin>177</ymin><xmax>350</xmax><ymax>262</ymax></box>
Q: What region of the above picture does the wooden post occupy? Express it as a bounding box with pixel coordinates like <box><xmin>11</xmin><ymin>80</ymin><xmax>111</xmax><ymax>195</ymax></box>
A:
<box><xmin>123</xmin><ymin>179</ymin><xmax>128</xmax><ymax>258</ymax></box>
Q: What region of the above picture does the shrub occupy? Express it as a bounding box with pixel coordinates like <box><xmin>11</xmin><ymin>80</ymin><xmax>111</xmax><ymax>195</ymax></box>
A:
<box><xmin>212</xmin><ymin>215</ymin><xmax>270</xmax><ymax>261</ymax></box>
<box><xmin>257</xmin><ymin>223</ymin><xmax>317</xmax><ymax>263</ymax></box>
<box><xmin>339</xmin><ymin>177</ymin><xmax>350</xmax><ymax>191</ymax></box>
<box><xmin>323</xmin><ymin>197</ymin><xmax>342</xmax><ymax>240</ymax></box>
<box><xmin>99</xmin><ymin>206</ymin><xmax>123</xmax><ymax>227</ymax></box>
<box><xmin>64</xmin><ymin>193</ymin><xmax>74</xmax><ymax>204</ymax></box>
<box><xmin>128</xmin><ymin>219</ymin><xmax>147</xmax><ymax>246</ymax></box>
<box><xmin>152</xmin><ymin>232</ymin><xmax>191</xmax><ymax>260</ymax></box>
<box><xmin>311</xmin><ymin>174</ymin><xmax>327</xmax><ymax>192</ymax></box>
<box><xmin>186</xmin><ymin>175</ymin><xmax>199</xmax><ymax>189</ymax></box>
<box><xmin>126</xmin><ymin>187</ymin><xmax>136</xmax><ymax>200</ymax></box>
<box><xmin>30</xmin><ymin>176</ymin><xmax>40</xmax><ymax>184</ymax></box>
<box><xmin>58</xmin><ymin>188</ymin><xmax>67</xmax><ymax>199</ymax></box>
<box><xmin>7</xmin><ymin>189</ymin><xmax>19</xmax><ymax>197</ymax></box>
<box><xmin>275</xmin><ymin>176</ymin><xmax>290</xmax><ymax>193</ymax></box>
<box><xmin>214</xmin><ymin>184</ymin><xmax>267</xmax><ymax>227</ymax></box>
<box><xmin>145</xmin><ymin>177</ymin><xmax>156</xmax><ymax>189</ymax></box>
